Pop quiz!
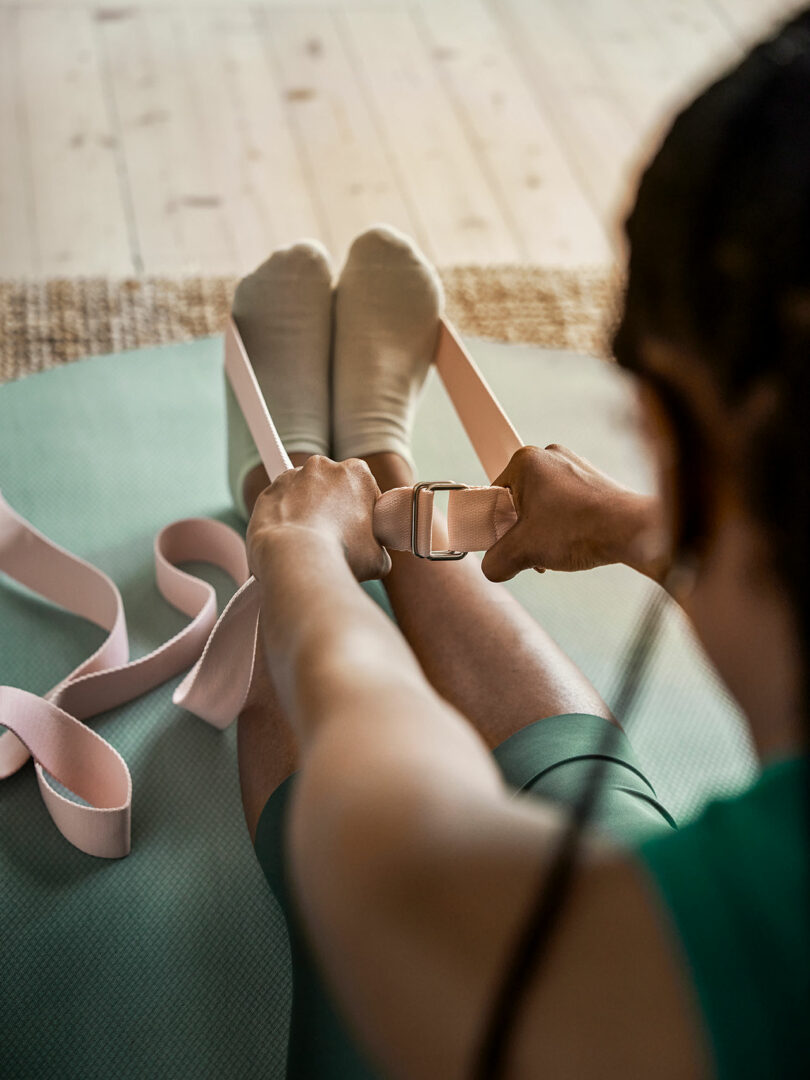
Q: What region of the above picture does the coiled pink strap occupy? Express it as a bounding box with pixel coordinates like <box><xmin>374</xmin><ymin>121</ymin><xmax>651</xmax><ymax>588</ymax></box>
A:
<box><xmin>0</xmin><ymin>318</ymin><xmax>521</xmax><ymax>857</ymax></box>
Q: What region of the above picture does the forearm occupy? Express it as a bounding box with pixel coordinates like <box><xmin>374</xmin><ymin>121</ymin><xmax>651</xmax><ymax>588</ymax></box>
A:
<box><xmin>255</xmin><ymin>529</ymin><xmax>420</xmax><ymax>737</ymax></box>
<box><xmin>251</xmin><ymin>533</ymin><xmax>533</xmax><ymax>1077</ymax></box>
<box><xmin>255</xmin><ymin>527</ymin><xmax>506</xmax><ymax>904</ymax></box>
<box><xmin>253</xmin><ymin>529</ymin><xmax>501</xmax><ymax>797</ymax></box>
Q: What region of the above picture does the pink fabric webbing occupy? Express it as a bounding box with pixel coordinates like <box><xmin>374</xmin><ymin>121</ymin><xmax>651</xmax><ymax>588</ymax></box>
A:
<box><xmin>0</xmin><ymin>317</ymin><xmax>521</xmax><ymax>857</ymax></box>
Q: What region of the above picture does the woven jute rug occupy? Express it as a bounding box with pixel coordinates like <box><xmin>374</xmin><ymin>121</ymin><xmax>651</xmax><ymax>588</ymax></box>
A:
<box><xmin>0</xmin><ymin>267</ymin><xmax>619</xmax><ymax>384</ymax></box>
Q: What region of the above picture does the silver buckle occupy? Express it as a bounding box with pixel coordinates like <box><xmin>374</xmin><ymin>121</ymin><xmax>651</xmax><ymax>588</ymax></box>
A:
<box><xmin>411</xmin><ymin>481</ymin><xmax>469</xmax><ymax>560</ymax></box>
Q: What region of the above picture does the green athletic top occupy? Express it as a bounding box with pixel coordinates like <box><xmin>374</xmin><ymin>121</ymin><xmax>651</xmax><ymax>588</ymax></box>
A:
<box><xmin>639</xmin><ymin>756</ymin><xmax>810</xmax><ymax>1079</ymax></box>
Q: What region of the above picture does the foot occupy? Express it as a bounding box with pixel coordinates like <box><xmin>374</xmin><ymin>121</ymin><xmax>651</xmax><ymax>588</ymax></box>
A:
<box><xmin>332</xmin><ymin>225</ymin><xmax>443</xmax><ymax>473</ymax></box>
<box><xmin>227</xmin><ymin>241</ymin><xmax>333</xmax><ymax>519</ymax></box>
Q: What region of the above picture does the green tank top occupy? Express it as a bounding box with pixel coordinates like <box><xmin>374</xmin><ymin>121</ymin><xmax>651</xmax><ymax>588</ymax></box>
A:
<box><xmin>639</xmin><ymin>756</ymin><xmax>810</xmax><ymax>1079</ymax></box>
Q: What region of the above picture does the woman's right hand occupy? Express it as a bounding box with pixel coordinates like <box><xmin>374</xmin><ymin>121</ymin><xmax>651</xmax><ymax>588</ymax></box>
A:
<box><xmin>481</xmin><ymin>445</ymin><xmax>666</xmax><ymax>582</ymax></box>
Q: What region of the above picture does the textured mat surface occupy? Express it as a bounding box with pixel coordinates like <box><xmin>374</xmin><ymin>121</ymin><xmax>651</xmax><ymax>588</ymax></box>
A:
<box><xmin>0</xmin><ymin>268</ymin><xmax>616</xmax><ymax>382</ymax></box>
<box><xmin>0</xmin><ymin>336</ymin><xmax>754</xmax><ymax>1079</ymax></box>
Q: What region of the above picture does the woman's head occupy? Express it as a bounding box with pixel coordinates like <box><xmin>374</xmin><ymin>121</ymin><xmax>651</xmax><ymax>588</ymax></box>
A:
<box><xmin>614</xmin><ymin>7</ymin><xmax>810</xmax><ymax>720</ymax></box>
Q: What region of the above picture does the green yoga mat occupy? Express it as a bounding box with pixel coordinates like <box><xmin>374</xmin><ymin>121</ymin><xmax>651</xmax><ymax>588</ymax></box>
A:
<box><xmin>0</xmin><ymin>336</ymin><xmax>754</xmax><ymax>1079</ymax></box>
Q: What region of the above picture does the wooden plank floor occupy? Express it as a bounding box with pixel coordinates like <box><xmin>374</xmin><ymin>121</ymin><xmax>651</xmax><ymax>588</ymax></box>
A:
<box><xmin>0</xmin><ymin>0</ymin><xmax>800</xmax><ymax>277</ymax></box>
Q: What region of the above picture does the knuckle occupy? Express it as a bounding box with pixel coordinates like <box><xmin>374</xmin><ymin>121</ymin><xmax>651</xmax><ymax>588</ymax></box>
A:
<box><xmin>349</xmin><ymin>456</ymin><xmax>370</xmax><ymax>477</ymax></box>
<box><xmin>544</xmin><ymin>443</ymin><xmax>576</xmax><ymax>464</ymax></box>
<box><xmin>515</xmin><ymin>444</ymin><xmax>544</xmax><ymax>468</ymax></box>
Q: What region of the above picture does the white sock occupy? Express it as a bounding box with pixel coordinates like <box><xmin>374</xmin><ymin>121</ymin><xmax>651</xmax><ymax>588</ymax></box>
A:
<box><xmin>332</xmin><ymin>225</ymin><xmax>443</xmax><ymax>470</ymax></box>
<box><xmin>226</xmin><ymin>241</ymin><xmax>333</xmax><ymax>519</ymax></box>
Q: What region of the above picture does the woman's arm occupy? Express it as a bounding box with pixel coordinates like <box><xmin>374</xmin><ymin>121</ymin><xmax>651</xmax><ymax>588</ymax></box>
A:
<box><xmin>248</xmin><ymin>457</ymin><xmax>704</xmax><ymax>1080</ymax></box>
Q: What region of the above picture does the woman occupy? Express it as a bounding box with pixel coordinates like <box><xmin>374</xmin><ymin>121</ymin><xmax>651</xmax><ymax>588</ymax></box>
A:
<box><xmin>231</xmin><ymin>10</ymin><xmax>809</xmax><ymax>1078</ymax></box>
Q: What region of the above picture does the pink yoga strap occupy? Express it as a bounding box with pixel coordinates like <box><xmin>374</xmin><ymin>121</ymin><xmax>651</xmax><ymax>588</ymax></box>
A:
<box><xmin>0</xmin><ymin>317</ymin><xmax>522</xmax><ymax>857</ymax></box>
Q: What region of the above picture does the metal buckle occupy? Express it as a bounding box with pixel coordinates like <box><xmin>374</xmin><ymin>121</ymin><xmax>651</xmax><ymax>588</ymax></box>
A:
<box><xmin>411</xmin><ymin>481</ymin><xmax>469</xmax><ymax>560</ymax></box>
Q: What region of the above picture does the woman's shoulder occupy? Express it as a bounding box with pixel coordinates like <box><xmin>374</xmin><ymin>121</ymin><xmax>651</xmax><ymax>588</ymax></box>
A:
<box><xmin>636</xmin><ymin>754</ymin><xmax>809</xmax><ymax>1078</ymax></box>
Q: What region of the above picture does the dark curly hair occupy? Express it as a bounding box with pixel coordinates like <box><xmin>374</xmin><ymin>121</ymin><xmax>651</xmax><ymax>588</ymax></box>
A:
<box><xmin>614</xmin><ymin>8</ymin><xmax>810</xmax><ymax>678</ymax></box>
<box><xmin>478</xmin><ymin>10</ymin><xmax>810</xmax><ymax>1077</ymax></box>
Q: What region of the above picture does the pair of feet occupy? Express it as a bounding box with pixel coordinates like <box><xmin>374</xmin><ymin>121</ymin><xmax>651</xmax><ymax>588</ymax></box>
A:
<box><xmin>226</xmin><ymin>225</ymin><xmax>444</xmax><ymax>520</ymax></box>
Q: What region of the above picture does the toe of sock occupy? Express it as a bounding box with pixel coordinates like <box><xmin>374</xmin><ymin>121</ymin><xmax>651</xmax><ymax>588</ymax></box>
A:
<box><xmin>347</xmin><ymin>224</ymin><xmax>415</xmax><ymax>262</ymax></box>
<box><xmin>344</xmin><ymin>225</ymin><xmax>443</xmax><ymax>304</ymax></box>
<box><xmin>233</xmin><ymin>241</ymin><xmax>333</xmax><ymax>317</ymax></box>
<box><xmin>270</xmin><ymin>239</ymin><xmax>334</xmax><ymax>281</ymax></box>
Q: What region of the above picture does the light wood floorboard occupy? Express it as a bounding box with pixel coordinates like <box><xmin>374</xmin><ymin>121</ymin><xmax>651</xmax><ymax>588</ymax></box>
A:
<box><xmin>263</xmin><ymin>7</ymin><xmax>420</xmax><ymax>266</ymax></box>
<box><xmin>1</xmin><ymin>0</ymin><xmax>801</xmax><ymax>276</ymax></box>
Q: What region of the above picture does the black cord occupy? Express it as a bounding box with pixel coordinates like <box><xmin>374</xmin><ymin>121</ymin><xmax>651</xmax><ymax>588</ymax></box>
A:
<box><xmin>474</xmin><ymin>588</ymin><xmax>669</xmax><ymax>1080</ymax></box>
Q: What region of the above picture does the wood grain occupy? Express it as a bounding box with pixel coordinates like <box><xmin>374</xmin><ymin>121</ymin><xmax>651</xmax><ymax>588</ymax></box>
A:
<box><xmin>0</xmin><ymin>0</ymin><xmax>801</xmax><ymax>277</ymax></box>
<box><xmin>345</xmin><ymin>6</ymin><xmax>520</xmax><ymax>263</ymax></box>
<box><xmin>0</xmin><ymin>8</ymin><xmax>36</xmax><ymax>274</ymax></box>
<box><xmin>416</xmin><ymin>0</ymin><xmax>612</xmax><ymax>265</ymax></box>
<box><xmin>19</xmin><ymin>7</ymin><xmax>131</xmax><ymax>274</ymax></box>
<box><xmin>263</xmin><ymin>7</ymin><xmax>418</xmax><ymax>263</ymax></box>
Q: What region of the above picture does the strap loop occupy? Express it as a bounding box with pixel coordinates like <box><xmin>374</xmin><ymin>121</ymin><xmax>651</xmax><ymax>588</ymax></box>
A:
<box><xmin>0</xmin><ymin>316</ymin><xmax>523</xmax><ymax>856</ymax></box>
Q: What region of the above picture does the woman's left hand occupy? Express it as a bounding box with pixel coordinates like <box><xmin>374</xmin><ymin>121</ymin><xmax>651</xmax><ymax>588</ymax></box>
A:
<box><xmin>246</xmin><ymin>456</ymin><xmax>392</xmax><ymax>582</ymax></box>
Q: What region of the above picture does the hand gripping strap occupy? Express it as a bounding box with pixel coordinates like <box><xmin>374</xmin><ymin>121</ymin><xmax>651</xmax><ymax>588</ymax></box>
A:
<box><xmin>1</xmin><ymin>315</ymin><xmax>522</xmax><ymax>855</ymax></box>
